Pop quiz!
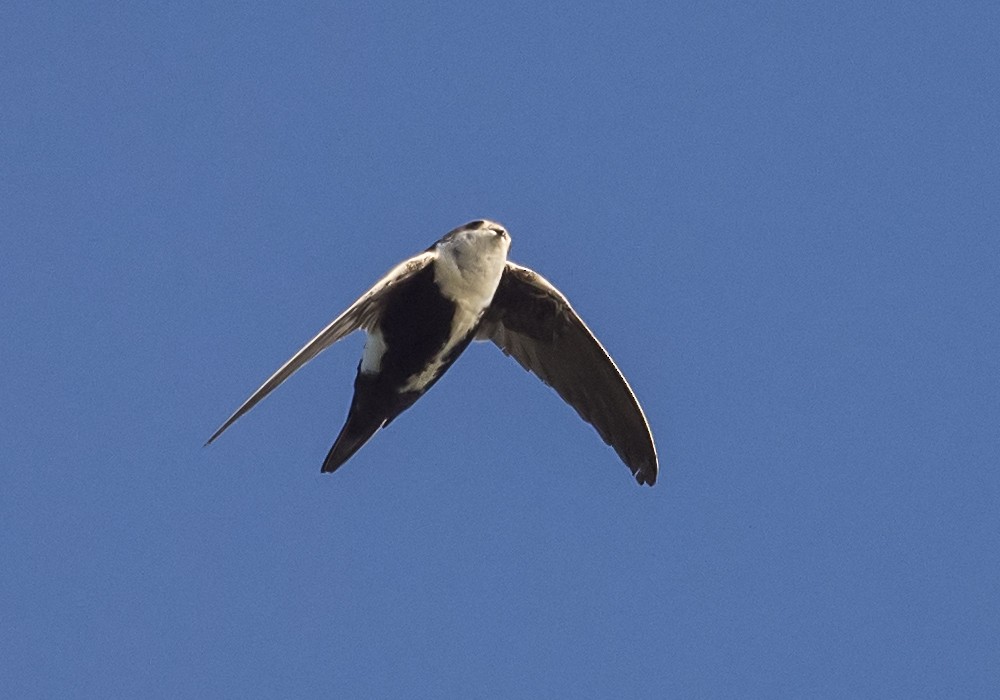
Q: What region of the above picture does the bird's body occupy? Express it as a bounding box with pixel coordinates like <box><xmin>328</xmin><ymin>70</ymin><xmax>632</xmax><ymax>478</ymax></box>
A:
<box><xmin>323</xmin><ymin>224</ymin><xmax>509</xmax><ymax>471</ymax></box>
<box><xmin>207</xmin><ymin>220</ymin><xmax>658</xmax><ymax>485</ymax></box>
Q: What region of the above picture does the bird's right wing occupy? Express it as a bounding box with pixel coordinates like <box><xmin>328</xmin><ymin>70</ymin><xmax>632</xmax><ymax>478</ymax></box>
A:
<box><xmin>477</xmin><ymin>262</ymin><xmax>658</xmax><ymax>485</ymax></box>
<box><xmin>205</xmin><ymin>251</ymin><xmax>436</xmax><ymax>445</ymax></box>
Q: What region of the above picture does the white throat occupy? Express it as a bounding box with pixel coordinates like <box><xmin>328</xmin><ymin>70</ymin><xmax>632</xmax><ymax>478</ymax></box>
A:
<box><xmin>433</xmin><ymin>230</ymin><xmax>510</xmax><ymax>313</ymax></box>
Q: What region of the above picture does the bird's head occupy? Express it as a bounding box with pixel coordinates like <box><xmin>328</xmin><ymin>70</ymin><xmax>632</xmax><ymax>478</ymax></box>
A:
<box><xmin>438</xmin><ymin>219</ymin><xmax>511</xmax><ymax>261</ymax></box>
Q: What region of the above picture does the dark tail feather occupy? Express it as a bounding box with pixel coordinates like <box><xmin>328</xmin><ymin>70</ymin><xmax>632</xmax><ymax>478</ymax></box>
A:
<box><xmin>321</xmin><ymin>408</ymin><xmax>384</xmax><ymax>474</ymax></box>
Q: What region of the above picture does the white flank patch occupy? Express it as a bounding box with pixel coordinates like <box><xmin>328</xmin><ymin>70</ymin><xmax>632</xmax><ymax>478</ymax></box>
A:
<box><xmin>402</xmin><ymin>304</ymin><xmax>483</xmax><ymax>392</ymax></box>
<box><xmin>359</xmin><ymin>328</ymin><xmax>387</xmax><ymax>375</ymax></box>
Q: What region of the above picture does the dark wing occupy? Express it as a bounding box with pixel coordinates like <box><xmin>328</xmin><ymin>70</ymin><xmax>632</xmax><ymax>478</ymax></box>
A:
<box><xmin>205</xmin><ymin>252</ymin><xmax>436</xmax><ymax>445</ymax></box>
<box><xmin>478</xmin><ymin>262</ymin><xmax>658</xmax><ymax>485</ymax></box>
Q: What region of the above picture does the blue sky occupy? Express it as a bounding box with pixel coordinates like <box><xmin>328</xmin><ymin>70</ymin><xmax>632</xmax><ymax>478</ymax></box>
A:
<box><xmin>3</xmin><ymin>2</ymin><xmax>998</xmax><ymax>697</ymax></box>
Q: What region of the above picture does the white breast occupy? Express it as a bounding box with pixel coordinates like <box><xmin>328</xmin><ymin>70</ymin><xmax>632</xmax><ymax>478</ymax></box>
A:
<box><xmin>433</xmin><ymin>245</ymin><xmax>507</xmax><ymax>313</ymax></box>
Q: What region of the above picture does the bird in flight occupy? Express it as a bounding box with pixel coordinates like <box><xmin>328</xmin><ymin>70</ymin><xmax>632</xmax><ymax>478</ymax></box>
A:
<box><xmin>206</xmin><ymin>220</ymin><xmax>658</xmax><ymax>485</ymax></box>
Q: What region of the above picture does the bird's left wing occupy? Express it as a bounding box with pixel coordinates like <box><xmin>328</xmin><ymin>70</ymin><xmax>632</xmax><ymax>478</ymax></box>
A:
<box><xmin>477</xmin><ymin>262</ymin><xmax>658</xmax><ymax>485</ymax></box>
<box><xmin>206</xmin><ymin>251</ymin><xmax>435</xmax><ymax>445</ymax></box>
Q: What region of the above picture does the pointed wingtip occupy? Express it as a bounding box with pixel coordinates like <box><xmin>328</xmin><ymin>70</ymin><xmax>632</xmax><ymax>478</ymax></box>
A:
<box><xmin>203</xmin><ymin>423</ymin><xmax>228</xmax><ymax>447</ymax></box>
<box><xmin>634</xmin><ymin>461</ymin><xmax>658</xmax><ymax>486</ymax></box>
<box><xmin>203</xmin><ymin>407</ymin><xmax>249</xmax><ymax>448</ymax></box>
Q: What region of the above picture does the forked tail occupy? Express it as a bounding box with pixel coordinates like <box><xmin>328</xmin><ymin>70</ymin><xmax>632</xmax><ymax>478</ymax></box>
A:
<box><xmin>321</xmin><ymin>408</ymin><xmax>385</xmax><ymax>473</ymax></box>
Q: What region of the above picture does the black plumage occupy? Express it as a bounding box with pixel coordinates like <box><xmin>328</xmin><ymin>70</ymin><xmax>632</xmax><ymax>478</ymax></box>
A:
<box><xmin>321</xmin><ymin>262</ymin><xmax>473</xmax><ymax>473</ymax></box>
